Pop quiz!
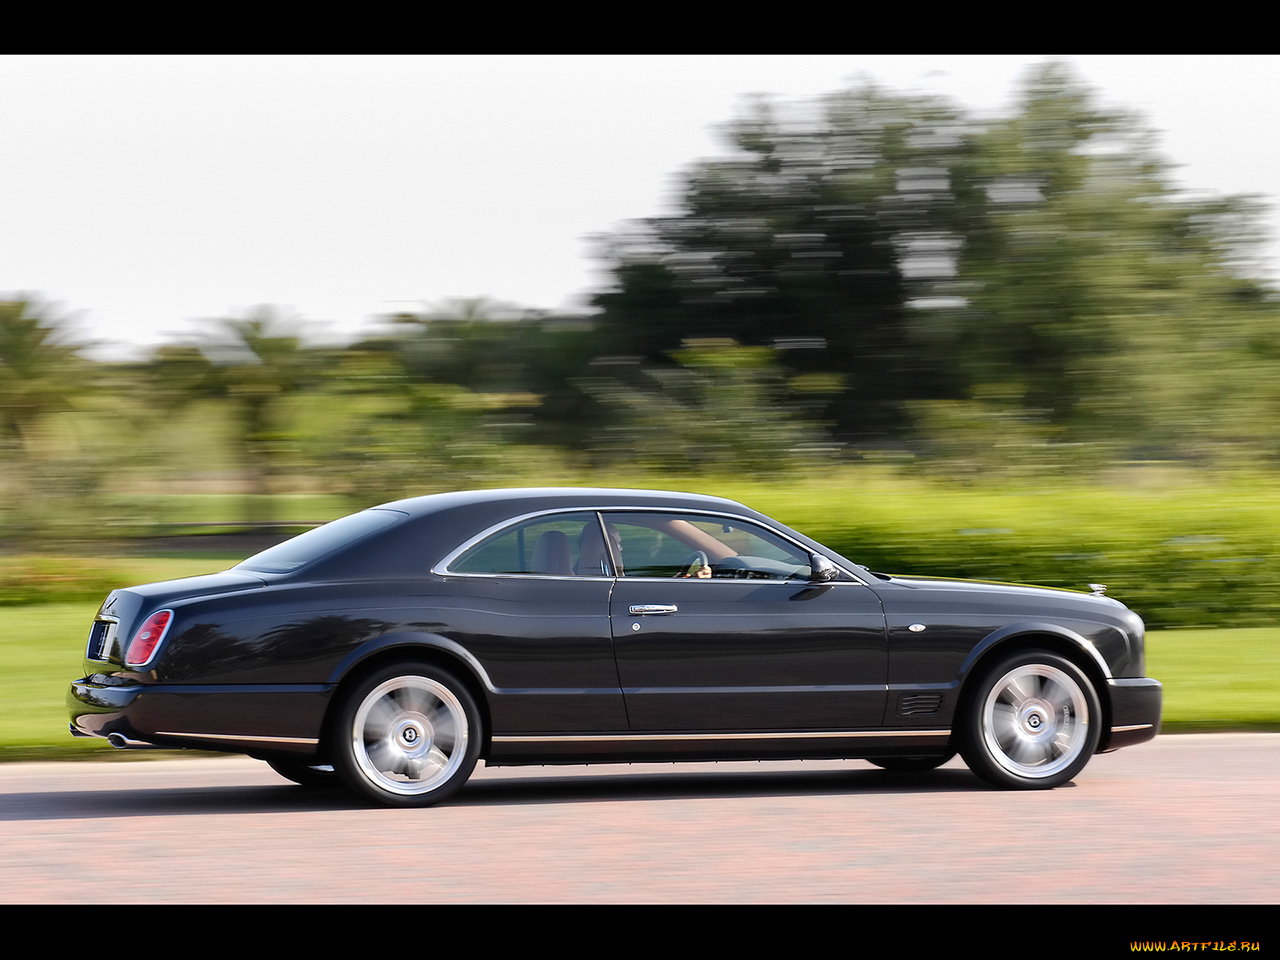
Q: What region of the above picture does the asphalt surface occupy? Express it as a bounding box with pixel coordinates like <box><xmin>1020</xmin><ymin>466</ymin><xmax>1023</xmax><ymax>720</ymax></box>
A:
<box><xmin>1</xmin><ymin>734</ymin><xmax>1275</xmax><ymax>906</ymax></box>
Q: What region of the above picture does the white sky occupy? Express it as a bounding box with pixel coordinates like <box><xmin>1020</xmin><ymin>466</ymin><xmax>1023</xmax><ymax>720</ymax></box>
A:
<box><xmin>3</xmin><ymin>55</ymin><xmax>1277</xmax><ymax>358</ymax></box>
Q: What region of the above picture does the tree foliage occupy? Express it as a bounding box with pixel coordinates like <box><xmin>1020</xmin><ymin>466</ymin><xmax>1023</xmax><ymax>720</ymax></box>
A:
<box><xmin>944</xmin><ymin>63</ymin><xmax>1278</xmax><ymax>463</ymax></box>
<box><xmin>592</xmin><ymin>87</ymin><xmax>973</xmax><ymax>441</ymax></box>
<box><xmin>0</xmin><ymin>298</ymin><xmax>89</xmax><ymax>455</ymax></box>
<box><xmin>591</xmin><ymin>62</ymin><xmax>1278</xmax><ymax>469</ymax></box>
<box><xmin>149</xmin><ymin>308</ymin><xmax>319</xmax><ymax>523</ymax></box>
<box><xmin>578</xmin><ymin>339</ymin><xmax>829</xmax><ymax>475</ymax></box>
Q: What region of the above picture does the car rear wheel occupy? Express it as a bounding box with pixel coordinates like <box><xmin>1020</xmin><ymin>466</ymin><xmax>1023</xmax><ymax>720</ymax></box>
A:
<box><xmin>866</xmin><ymin>751</ymin><xmax>956</xmax><ymax>772</ymax></box>
<box><xmin>334</xmin><ymin>663</ymin><xmax>481</xmax><ymax>807</ymax></box>
<box><xmin>960</xmin><ymin>650</ymin><xmax>1100</xmax><ymax>789</ymax></box>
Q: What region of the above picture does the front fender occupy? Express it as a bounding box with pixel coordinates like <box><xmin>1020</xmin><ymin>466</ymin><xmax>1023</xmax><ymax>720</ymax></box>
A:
<box><xmin>957</xmin><ymin>621</ymin><xmax>1113</xmax><ymax>683</ymax></box>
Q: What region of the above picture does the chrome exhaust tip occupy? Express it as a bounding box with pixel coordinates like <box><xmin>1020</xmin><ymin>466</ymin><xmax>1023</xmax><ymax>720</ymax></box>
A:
<box><xmin>107</xmin><ymin>733</ymin><xmax>163</xmax><ymax>750</ymax></box>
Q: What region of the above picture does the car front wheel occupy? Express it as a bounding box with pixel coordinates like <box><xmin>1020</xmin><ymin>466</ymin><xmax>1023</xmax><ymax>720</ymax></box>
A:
<box><xmin>334</xmin><ymin>663</ymin><xmax>481</xmax><ymax>807</ymax></box>
<box><xmin>959</xmin><ymin>650</ymin><xmax>1100</xmax><ymax>789</ymax></box>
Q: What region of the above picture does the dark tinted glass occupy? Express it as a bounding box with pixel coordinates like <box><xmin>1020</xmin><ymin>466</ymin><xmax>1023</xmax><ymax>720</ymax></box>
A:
<box><xmin>451</xmin><ymin>512</ymin><xmax>603</xmax><ymax>576</ymax></box>
<box><xmin>235</xmin><ymin>509</ymin><xmax>406</xmax><ymax>573</ymax></box>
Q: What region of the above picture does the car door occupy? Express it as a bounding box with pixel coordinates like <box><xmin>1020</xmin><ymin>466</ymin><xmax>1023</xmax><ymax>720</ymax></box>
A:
<box><xmin>442</xmin><ymin>510</ymin><xmax>625</xmax><ymax>732</ymax></box>
<box><xmin>603</xmin><ymin>511</ymin><xmax>888</xmax><ymax>731</ymax></box>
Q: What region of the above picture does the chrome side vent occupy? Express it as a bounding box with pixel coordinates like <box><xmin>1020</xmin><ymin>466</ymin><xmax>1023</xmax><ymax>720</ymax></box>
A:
<box><xmin>897</xmin><ymin>694</ymin><xmax>943</xmax><ymax>716</ymax></box>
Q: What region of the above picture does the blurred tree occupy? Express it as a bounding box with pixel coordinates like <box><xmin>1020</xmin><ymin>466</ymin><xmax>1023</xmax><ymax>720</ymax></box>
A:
<box><xmin>578</xmin><ymin>339</ymin><xmax>831</xmax><ymax>476</ymax></box>
<box><xmin>311</xmin><ymin>302</ymin><xmax>566</xmax><ymax>502</ymax></box>
<box><xmin>0</xmin><ymin>297</ymin><xmax>110</xmax><ymax>540</ymax></box>
<box><xmin>151</xmin><ymin>308</ymin><xmax>319</xmax><ymax>525</ymax></box>
<box><xmin>376</xmin><ymin>298</ymin><xmax>529</xmax><ymax>389</ymax></box>
<box><xmin>592</xmin><ymin>64</ymin><xmax>1279</xmax><ymax>471</ymax></box>
<box><xmin>0</xmin><ymin>298</ymin><xmax>89</xmax><ymax>457</ymax></box>
<box><xmin>360</xmin><ymin>299</ymin><xmax>607</xmax><ymax>453</ymax></box>
<box><xmin>591</xmin><ymin>87</ymin><xmax>975</xmax><ymax>443</ymax></box>
<box><xmin>948</xmin><ymin>61</ymin><xmax>1279</xmax><ymax>463</ymax></box>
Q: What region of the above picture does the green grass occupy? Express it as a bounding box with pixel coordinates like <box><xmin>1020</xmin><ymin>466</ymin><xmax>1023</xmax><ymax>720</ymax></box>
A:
<box><xmin>4</xmin><ymin>600</ymin><xmax>144</xmax><ymax>759</ymax></box>
<box><xmin>1147</xmin><ymin>628</ymin><xmax>1280</xmax><ymax>731</ymax></box>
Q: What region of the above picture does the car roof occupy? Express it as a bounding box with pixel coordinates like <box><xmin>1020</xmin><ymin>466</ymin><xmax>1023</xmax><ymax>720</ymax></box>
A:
<box><xmin>372</xmin><ymin>487</ymin><xmax>755</xmax><ymax>519</ymax></box>
<box><xmin>281</xmin><ymin>487</ymin><xmax>813</xmax><ymax>582</ymax></box>
<box><xmin>257</xmin><ymin>483</ymin><xmax>849</xmax><ymax>583</ymax></box>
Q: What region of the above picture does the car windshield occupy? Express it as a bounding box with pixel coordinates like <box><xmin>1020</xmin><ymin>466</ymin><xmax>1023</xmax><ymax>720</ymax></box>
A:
<box><xmin>235</xmin><ymin>509</ymin><xmax>407</xmax><ymax>574</ymax></box>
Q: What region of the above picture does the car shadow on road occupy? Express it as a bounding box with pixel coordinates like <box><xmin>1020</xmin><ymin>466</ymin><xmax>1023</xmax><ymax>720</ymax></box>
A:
<box><xmin>455</xmin><ymin>765</ymin><xmax>1000</xmax><ymax>807</ymax></box>
<box><xmin>0</xmin><ymin>763</ymin><xmax>1030</xmax><ymax>821</ymax></box>
<box><xmin>0</xmin><ymin>783</ymin><xmax>359</xmax><ymax>820</ymax></box>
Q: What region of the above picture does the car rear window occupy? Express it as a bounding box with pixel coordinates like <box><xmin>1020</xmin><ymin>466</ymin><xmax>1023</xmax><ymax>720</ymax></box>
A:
<box><xmin>235</xmin><ymin>509</ymin><xmax>407</xmax><ymax>574</ymax></box>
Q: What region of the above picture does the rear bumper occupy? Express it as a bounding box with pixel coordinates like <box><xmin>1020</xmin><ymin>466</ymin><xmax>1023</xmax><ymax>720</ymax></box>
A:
<box><xmin>1101</xmin><ymin>677</ymin><xmax>1162</xmax><ymax>752</ymax></box>
<box><xmin>68</xmin><ymin>676</ymin><xmax>333</xmax><ymax>756</ymax></box>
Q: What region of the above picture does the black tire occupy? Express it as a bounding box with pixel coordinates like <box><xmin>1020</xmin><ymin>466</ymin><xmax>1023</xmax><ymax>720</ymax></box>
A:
<box><xmin>265</xmin><ymin>758</ymin><xmax>340</xmax><ymax>788</ymax></box>
<box><xmin>866</xmin><ymin>751</ymin><xmax>956</xmax><ymax>772</ymax></box>
<box><xmin>959</xmin><ymin>649</ymin><xmax>1101</xmax><ymax>789</ymax></box>
<box><xmin>334</xmin><ymin>662</ymin><xmax>481</xmax><ymax>808</ymax></box>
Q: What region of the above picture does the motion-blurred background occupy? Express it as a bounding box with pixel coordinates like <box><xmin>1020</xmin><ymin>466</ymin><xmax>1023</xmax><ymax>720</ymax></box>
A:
<box><xmin>3</xmin><ymin>56</ymin><xmax>1278</xmax><ymax>754</ymax></box>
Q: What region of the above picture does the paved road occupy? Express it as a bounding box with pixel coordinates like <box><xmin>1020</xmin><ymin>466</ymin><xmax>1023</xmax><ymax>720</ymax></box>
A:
<box><xmin>1</xmin><ymin>734</ymin><xmax>1275</xmax><ymax>905</ymax></box>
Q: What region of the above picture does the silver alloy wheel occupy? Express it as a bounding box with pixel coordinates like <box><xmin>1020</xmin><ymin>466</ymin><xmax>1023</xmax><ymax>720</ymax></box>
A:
<box><xmin>350</xmin><ymin>675</ymin><xmax>470</xmax><ymax>797</ymax></box>
<box><xmin>981</xmin><ymin>662</ymin><xmax>1089</xmax><ymax>779</ymax></box>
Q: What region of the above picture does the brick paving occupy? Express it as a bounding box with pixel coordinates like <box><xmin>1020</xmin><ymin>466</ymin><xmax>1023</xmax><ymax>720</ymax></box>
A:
<box><xmin>0</xmin><ymin>735</ymin><xmax>1276</xmax><ymax>904</ymax></box>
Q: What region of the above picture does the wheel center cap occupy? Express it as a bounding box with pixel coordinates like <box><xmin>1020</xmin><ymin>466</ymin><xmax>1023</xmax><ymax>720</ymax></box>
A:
<box><xmin>394</xmin><ymin>716</ymin><xmax>433</xmax><ymax>754</ymax></box>
<box><xmin>1019</xmin><ymin>702</ymin><xmax>1053</xmax><ymax>737</ymax></box>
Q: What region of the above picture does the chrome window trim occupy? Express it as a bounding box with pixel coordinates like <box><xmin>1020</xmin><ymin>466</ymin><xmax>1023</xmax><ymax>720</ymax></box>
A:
<box><xmin>433</xmin><ymin>570</ymin><xmax>617</xmax><ymax>582</ymax></box>
<box><xmin>603</xmin><ymin>574</ymin><xmax>869</xmax><ymax>586</ymax></box>
<box><xmin>434</xmin><ymin>505</ymin><xmax>866</xmax><ymax>585</ymax></box>
<box><xmin>434</xmin><ymin>508</ymin><xmax>614</xmax><ymax>579</ymax></box>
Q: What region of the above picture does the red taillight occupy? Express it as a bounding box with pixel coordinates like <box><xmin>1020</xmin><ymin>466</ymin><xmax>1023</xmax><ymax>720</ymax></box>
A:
<box><xmin>125</xmin><ymin>610</ymin><xmax>174</xmax><ymax>667</ymax></box>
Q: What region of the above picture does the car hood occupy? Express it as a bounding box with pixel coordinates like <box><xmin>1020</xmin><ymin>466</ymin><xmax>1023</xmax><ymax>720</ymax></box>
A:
<box><xmin>878</xmin><ymin>574</ymin><xmax>1128</xmax><ymax>610</ymax></box>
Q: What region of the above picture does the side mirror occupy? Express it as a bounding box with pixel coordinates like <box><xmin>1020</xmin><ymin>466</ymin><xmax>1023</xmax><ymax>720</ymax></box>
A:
<box><xmin>809</xmin><ymin>554</ymin><xmax>838</xmax><ymax>582</ymax></box>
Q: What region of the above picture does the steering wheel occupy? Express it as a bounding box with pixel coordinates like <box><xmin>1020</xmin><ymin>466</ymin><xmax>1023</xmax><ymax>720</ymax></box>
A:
<box><xmin>674</xmin><ymin>551</ymin><xmax>709</xmax><ymax>578</ymax></box>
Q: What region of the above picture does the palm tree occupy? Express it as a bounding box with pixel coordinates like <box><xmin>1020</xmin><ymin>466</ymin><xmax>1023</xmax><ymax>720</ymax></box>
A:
<box><xmin>0</xmin><ymin>297</ymin><xmax>87</xmax><ymax>456</ymax></box>
<box><xmin>153</xmin><ymin>307</ymin><xmax>317</xmax><ymax>527</ymax></box>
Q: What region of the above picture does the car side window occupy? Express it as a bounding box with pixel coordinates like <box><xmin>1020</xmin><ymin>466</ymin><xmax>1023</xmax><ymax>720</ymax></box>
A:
<box><xmin>604</xmin><ymin>512</ymin><xmax>811</xmax><ymax>580</ymax></box>
<box><xmin>449</xmin><ymin>513</ymin><xmax>610</xmax><ymax>577</ymax></box>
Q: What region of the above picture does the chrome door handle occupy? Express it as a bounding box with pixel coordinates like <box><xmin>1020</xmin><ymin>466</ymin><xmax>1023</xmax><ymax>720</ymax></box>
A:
<box><xmin>629</xmin><ymin>604</ymin><xmax>678</xmax><ymax>615</ymax></box>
